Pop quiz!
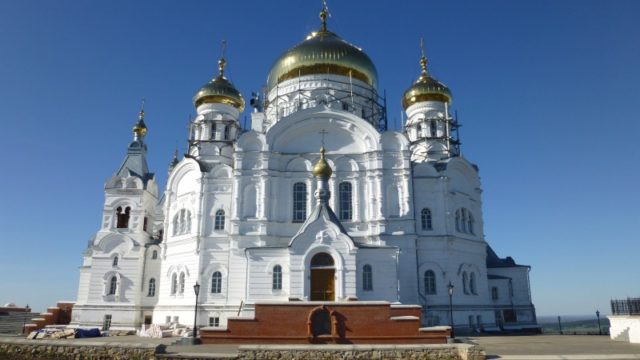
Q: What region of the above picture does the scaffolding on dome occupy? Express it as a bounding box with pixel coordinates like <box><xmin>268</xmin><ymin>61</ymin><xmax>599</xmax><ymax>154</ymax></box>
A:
<box><xmin>264</xmin><ymin>76</ymin><xmax>388</xmax><ymax>132</ymax></box>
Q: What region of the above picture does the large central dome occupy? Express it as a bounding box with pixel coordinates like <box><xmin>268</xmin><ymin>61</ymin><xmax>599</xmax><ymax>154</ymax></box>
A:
<box><xmin>266</xmin><ymin>29</ymin><xmax>378</xmax><ymax>91</ymax></box>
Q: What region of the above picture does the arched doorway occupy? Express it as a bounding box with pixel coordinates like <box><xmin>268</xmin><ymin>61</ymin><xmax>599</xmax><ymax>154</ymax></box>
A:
<box><xmin>310</xmin><ymin>253</ymin><xmax>335</xmax><ymax>301</ymax></box>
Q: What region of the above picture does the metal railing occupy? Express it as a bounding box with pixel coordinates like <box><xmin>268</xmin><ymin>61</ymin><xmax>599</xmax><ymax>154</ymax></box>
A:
<box><xmin>611</xmin><ymin>298</ymin><xmax>640</xmax><ymax>315</ymax></box>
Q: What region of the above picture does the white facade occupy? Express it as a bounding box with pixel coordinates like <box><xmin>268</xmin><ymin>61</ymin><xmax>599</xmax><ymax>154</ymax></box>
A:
<box><xmin>72</xmin><ymin>13</ymin><xmax>537</xmax><ymax>334</ymax></box>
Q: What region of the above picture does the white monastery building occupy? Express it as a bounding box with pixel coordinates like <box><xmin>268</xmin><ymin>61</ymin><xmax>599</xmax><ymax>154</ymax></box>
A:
<box><xmin>72</xmin><ymin>7</ymin><xmax>538</xmax><ymax>333</ymax></box>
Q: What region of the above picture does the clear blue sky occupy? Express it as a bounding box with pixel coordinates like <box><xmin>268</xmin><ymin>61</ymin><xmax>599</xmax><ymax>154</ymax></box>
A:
<box><xmin>0</xmin><ymin>0</ymin><xmax>638</xmax><ymax>316</ymax></box>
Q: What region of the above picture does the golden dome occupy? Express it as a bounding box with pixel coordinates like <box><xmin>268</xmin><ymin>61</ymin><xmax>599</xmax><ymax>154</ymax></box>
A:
<box><xmin>312</xmin><ymin>147</ymin><xmax>333</xmax><ymax>178</ymax></box>
<box><xmin>193</xmin><ymin>57</ymin><xmax>245</xmax><ymax>111</ymax></box>
<box><xmin>402</xmin><ymin>55</ymin><xmax>452</xmax><ymax>109</ymax></box>
<box><xmin>266</xmin><ymin>8</ymin><xmax>377</xmax><ymax>91</ymax></box>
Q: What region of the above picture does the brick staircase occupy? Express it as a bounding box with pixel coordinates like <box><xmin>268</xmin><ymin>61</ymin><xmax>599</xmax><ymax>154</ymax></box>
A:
<box><xmin>23</xmin><ymin>302</ymin><xmax>74</xmax><ymax>335</ymax></box>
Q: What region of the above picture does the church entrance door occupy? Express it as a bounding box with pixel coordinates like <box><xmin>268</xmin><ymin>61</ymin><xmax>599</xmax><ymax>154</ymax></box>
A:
<box><xmin>310</xmin><ymin>253</ymin><xmax>335</xmax><ymax>301</ymax></box>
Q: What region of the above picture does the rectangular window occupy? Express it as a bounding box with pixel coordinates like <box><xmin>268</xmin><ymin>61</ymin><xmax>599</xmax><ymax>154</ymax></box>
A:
<box><xmin>209</xmin><ymin>317</ymin><xmax>220</xmax><ymax>327</ymax></box>
<box><xmin>339</xmin><ymin>182</ymin><xmax>353</xmax><ymax>221</ymax></box>
<box><xmin>292</xmin><ymin>183</ymin><xmax>307</xmax><ymax>223</ymax></box>
<box><xmin>476</xmin><ymin>315</ymin><xmax>482</xmax><ymax>329</ymax></box>
<box><xmin>468</xmin><ymin>315</ymin><xmax>475</xmax><ymax>329</ymax></box>
<box><xmin>491</xmin><ymin>286</ymin><xmax>499</xmax><ymax>300</ymax></box>
<box><xmin>102</xmin><ymin>314</ymin><xmax>112</xmax><ymax>331</ymax></box>
<box><xmin>172</xmin><ymin>316</ymin><xmax>179</xmax><ymax>324</ymax></box>
<box><xmin>165</xmin><ymin>316</ymin><xmax>171</xmax><ymax>324</ymax></box>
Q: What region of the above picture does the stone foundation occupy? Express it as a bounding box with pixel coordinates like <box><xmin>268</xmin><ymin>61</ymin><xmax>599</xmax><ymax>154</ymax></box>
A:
<box><xmin>235</xmin><ymin>344</ymin><xmax>485</xmax><ymax>360</ymax></box>
<box><xmin>0</xmin><ymin>338</ymin><xmax>165</xmax><ymax>360</ymax></box>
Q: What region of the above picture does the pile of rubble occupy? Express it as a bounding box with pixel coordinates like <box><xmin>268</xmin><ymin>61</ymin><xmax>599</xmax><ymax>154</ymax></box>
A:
<box><xmin>137</xmin><ymin>323</ymin><xmax>192</xmax><ymax>338</ymax></box>
<box><xmin>25</xmin><ymin>327</ymin><xmax>136</xmax><ymax>340</ymax></box>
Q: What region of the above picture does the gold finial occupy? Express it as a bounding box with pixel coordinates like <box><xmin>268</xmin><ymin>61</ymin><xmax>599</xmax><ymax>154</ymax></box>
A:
<box><xmin>133</xmin><ymin>99</ymin><xmax>148</xmax><ymax>139</ymax></box>
<box><xmin>419</xmin><ymin>38</ymin><xmax>428</xmax><ymax>76</ymax></box>
<box><xmin>218</xmin><ymin>40</ymin><xmax>227</xmax><ymax>78</ymax></box>
<box><xmin>320</xmin><ymin>0</ymin><xmax>329</xmax><ymax>32</ymax></box>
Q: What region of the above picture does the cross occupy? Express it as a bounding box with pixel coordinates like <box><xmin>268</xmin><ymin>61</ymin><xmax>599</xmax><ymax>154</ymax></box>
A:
<box><xmin>220</xmin><ymin>40</ymin><xmax>227</xmax><ymax>59</ymax></box>
<box><xmin>319</xmin><ymin>129</ymin><xmax>328</xmax><ymax>147</ymax></box>
<box><xmin>420</xmin><ymin>37</ymin><xmax>425</xmax><ymax>58</ymax></box>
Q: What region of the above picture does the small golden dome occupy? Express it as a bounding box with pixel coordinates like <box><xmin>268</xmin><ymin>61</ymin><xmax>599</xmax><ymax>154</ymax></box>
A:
<box><xmin>312</xmin><ymin>147</ymin><xmax>333</xmax><ymax>178</ymax></box>
<box><xmin>266</xmin><ymin>8</ymin><xmax>377</xmax><ymax>91</ymax></box>
<box><xmin>193</xmin><ymin>57</ymin><xmax>245</xmax><ymax>111</ymax></box>
<box><xmin>402</xmin><ymin>54</ymin><xmax>452</xmax><ymax>109</ymax></box>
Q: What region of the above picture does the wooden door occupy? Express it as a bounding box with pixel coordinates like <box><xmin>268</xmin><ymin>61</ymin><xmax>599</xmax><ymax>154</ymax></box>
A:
<box><xmin>311</xmin><ymin>269</ymin><xmax>335</xmax><ymax>301</ymax></box>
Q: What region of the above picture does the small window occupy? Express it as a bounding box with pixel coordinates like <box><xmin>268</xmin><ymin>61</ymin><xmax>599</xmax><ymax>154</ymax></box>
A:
<box><xmin>143</xmin><ymin>217</ymin><xmax>148</xmax><ymax>232</ymax></box>
<box><xmin>339</xmin><ymin>182</ymin><xmax>353</xmax><ymax>221</ymax></box>
<box><xmin>211</xmin><ymin>271</ymin><xmax>222</xmax><ymax>294</ymax></box>
<box><xmin>421</xmin><ymin>208</ymin><xmax>432</xmax><ymax>230</ymax></box>
<box><xmin>179</xmin><ymin>272</ymin><xmax>185</xmax><ymax>294</ymax></box>
<box><xmin>214</xmin><ymin>210</ymin><xmax>225</xmax><ymax>230</ymax></box>
<box><xmin>272</xmin><ymin>265</ymin><xmax>282</xmax><ymax>291</ymax></box>
<box><xmin>108</xmin><ymin>276</ymin><xmax>117</xmax><ymax>295</ymax></box>
<box><xmin>209</xmin><ymin>317</ymin><xmax>220</xmax><ymax>327</ymax></box>
<box><xmin>424</xmin><ymin>270</ymin><xmax>436</xmax><ymax>295</ymax></box>
<box><xmin>223</xmin><ymin>125</ymin><xmax>230</xmax><ymax>140</ymax></box>
<box><xmin>102</xmin><ymin>314</ymin><xmax>112</xmax><ymax>331</ymax></box>
<box><xmin>152</xmin><ymin>250</ymin><xmax>158</xmax><ymax>260</ymax></box>
<box><xmin>112</xmin><ymin>256</ymin><xmax>119</xmax><ymax>267</ymax></box>
<box><xmin>148</xmin><ymin>278</ymin><xmax>156</xmax><ymax>297</ymax></box>
<box><xmin>491</xmin><ymin>286</ymin><xmax>499</xmax><ymax>300</ymax></box>
<box><xmin>171</xmin><ymin>273</ymin><xmax>177</xmax><ymax>295</ymax></box>
<box><xmin>477</xmin><ymin>315</ymin><xmax>482</xmax><ymax>329</ymax></box>
<box><xmin>165</xmin><ymin>316</ymin><xmax>171</xmax><ymax>324</ymax></box>
<box><xmin>362</xmin><ymin>264</ymin><xmax>373</xmax><ymax>291</ymax></box>
<box><xmin>462</xmin><ymin>272</ymin><xmax>469</xmax><ymax>294</ymax></box>
<box><xmin>172</xmin><ymin>316</ymin><xmax>179</xmax><ymax>324</ymax></box>
<box><xmin>211</xmin><ymin>123</ymin><xmax>217</xmax><ymax>140</ymax></box>
<box><xmin>292</xmin><ymin>182</ymin><xmax>307</xmax><ymax>223</ymax></box>
<box><xmin>470</xmin><ymin>272</ymin><xmax>477</xmax><ymax>295</ymax></box>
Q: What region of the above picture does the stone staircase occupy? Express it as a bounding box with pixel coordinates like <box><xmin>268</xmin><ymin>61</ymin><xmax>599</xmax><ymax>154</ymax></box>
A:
<box><xmin>0</xmin><ymin>312</ymin><xmax>36</xmax><ymax>334</ymax></box>
<box><xmin>23</xmin><ymin>302</ymin><xmax>74</xmax><ymax>335</ymax></box>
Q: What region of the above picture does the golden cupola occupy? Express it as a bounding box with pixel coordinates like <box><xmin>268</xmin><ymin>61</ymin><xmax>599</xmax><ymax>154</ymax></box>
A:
<box><xmin>193</xmin><ymin>55</ymin><xmax>245</xmax><ymax>111</ymax></box>
<box><xmin>266</xmin><ymin>6</ymin><xmax>378</xmax><ymax>91</ymax></box>
<box><xmin>312</xmin><ymin>147</ymin><xmax>333</xmax><ymax>178</ymax></box>
<box><xmin>402</xmin><ymin>51</ymin><xmax>452</xmax><ymax>110</ymax></box>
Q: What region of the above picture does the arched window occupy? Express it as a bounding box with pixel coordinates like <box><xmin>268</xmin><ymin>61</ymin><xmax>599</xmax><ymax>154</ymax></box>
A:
<box><xmin>462</xmin><ymin>271</ymin><xmax>469</xmax><ymax>294</ymax></box>
<box><xmin>112</xmin><ymin>256</ymin><xmax>119</xmax><ymax>267</ymax></box>
<box><xmin>211</xmin><ymin>271</ymin><xmax>222</xmax><ymax>294</ymax></box>
<box><xmin>430</xmin><ymin>121</ymin><xmax>437</xmax><ymax>137</ymax></box>
<box><xmin>455</xmin><ymin>208</ymin><xmax>475</xmax><ymax>235</ymax></box>
<box><xmin>116</xmin><ymin>206</ymin><xmax>131</xmax><ymax>228</ymax></box>
<box><xmin>424</xmin><ymin>270</ymin><xmax>436</xmax><ymax>295</ymax></box>
<box><xmin>461</xmin><ymin>208</ymin><xmax>467</xmax><ymax>233</ymax></box>
<box><xmin>148</xmin><ymin>278</ymin><xmax>156</xmax><ymax>297</ymax></box>
<box><xmin>178</xmin><ymin>272</ymin><xmax>185</xmax><ymax>294</ymax></box>
<box><xmin>292</xmin><ymin>182</ymin><xmax>307</xmax><ymax>223</ymax></box>
<box><xmin>470</xmin><ymin>272</ymin><xmax>477</xmax><ymax>295</ymax></box>
<box><xmin>362</xmin><ymin>264</ymin><xmax>373</xmax><ymax>291</ymax></box>
<box><xmin>108</xmin><ymin>276</ymin><xmax>117</xmax><ymax>295</ymax></box>
<box><xmin>171</xmin><ymin>273</ymin><xmax>177</xmax><ymax>295</ymax></box>
<box><xmin>214</xmin><ymin>210</ymin><xmax>225</xmax><ymax>230</ymax></box>
<box><xmin>272</xmin><ymin>265</ymin><xmax>282</xmax><ymax>290</ymax></box>
<box><xmin>173</xmin><ymin>209</ymin><xmax>192</xmax><ymax>236</ymax></box>
<box><xmin>211</xmin><ymin>123</ymin><xmax>217</xmax><ymax>140</ymax></box>
<box><xmin>224</xmin><ymin>125</ymin><xmax>230</xmax><ymax>140</ymax></box>
<box><xmin>151</xmin><ymin>250</ymin><xmax>158</xmax><ymax>260</ymax></box>
<box><xmin>339</xmin><ymin>182</ymin><xmax>353</xmax><ymax>221</ymax></box>
<box><xmin>421</xmin><ymin>208</ymin><xmax>432</xmax><ymax>230</ymax></box>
